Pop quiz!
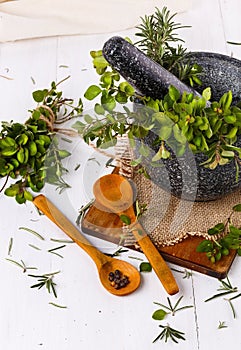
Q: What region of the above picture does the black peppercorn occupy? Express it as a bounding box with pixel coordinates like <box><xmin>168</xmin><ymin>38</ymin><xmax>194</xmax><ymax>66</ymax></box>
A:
<box><xmin>108</xmin><ymin>272</ymin><xmax>115</xmax><ymax>282</ymax></box>
<box><xmin>108</xmin><ymin>269</ymin><xmax>130</xmax><ymax>290</ymax></box>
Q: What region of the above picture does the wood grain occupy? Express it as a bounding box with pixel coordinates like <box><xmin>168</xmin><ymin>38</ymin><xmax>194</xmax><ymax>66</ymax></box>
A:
<box><xmin>82</xmin><ymin>201</ymin><xmax>236</xmax><ymax>279</ymax></box>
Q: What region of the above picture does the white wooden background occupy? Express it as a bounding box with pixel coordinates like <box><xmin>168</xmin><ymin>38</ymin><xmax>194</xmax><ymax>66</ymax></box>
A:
<box><xmin>1</xmin><ymin>1</ymin><xmax>241</xmax><ymax>349</ymax></box>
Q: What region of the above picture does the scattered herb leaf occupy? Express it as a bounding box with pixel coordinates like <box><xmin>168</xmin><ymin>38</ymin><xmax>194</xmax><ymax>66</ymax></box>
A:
<box><xmin>76</xmin><ymin>199</ymin><xmax>94</xmax><ymax>226</ymax></box>
<box><xmin>50</xmin><ymin>238</ymin><xmax>74</xmax><ymax>244</ymax></box>
<box><xmin>139</xmin><ymin>261</ymin><xmax>152</xmax><ymax>272</ymax></box>
<box><xmin>154</xmin><ymin>296</ymin><xmax>193</xmax><ymax>316</ymax></box>
<box><xmin>153</xmin><ymin>324</ymin><xmax>185</xmax><ymax>344</ymax></box>
<box><xmin>28</xmin><ymin>271</ymin><xmax>60</xmax><ymax>298</ymax></box>
<box><xmin>128</xmin><ymin>256</ymin><xmax>144</xmax><ymax>261</ymax></box>
<box><xmin>74</xmin><ymin>163</ymin><xmax>81</xmax><ymax>171</ymax></box>
<box><xmin>152</xmin><ymin>309</ymin><xmax>168</xmax><ymax>320</ymax></box>
<box><xmin>104</xmin><ymin>247</ymin><xmax>129</xmax><ymax>257</ymax></box>
<box><xmin>18</xmin><ymin>227</ymin><xmax>45</xmax><ymax>240</ymax></box>
<box><xmin>28</xmin><ymin>244</ymin><xmax>41</xmax><ymax>251</ymax></box>
<box><xmin>119</xmin><ymin>214</ymin><xmax>131</xmax><ymax>225</ymax></box>
<box><xmin>49</xmin><ymin>302</ymin><xmax>67</xmax><ymax>309</ymax></box>
<box><xmin>171</xmin><ymin>267</ymin><xmax>192</xmax><ymax>279</ymax></box>
<box><xmin>6</xmin><ymin>258</ymin><xmax>37</xmax><ymax>273</ymax></box>
<box><xmin>8</xmin><ymin>237</ymin><xmax>13</xmax><ymax>255</ymax></box>
<box><xmin>218</xmin><ymin>321</ymin><xmax>228</xmax><ymax>329</ymax></box>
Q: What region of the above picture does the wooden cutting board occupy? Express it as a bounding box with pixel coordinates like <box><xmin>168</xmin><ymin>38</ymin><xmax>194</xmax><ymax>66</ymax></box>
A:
<box><xmin>81</xmin><ymin>201</ymin><xmax>236</xmax><ymax>279</ymax></box>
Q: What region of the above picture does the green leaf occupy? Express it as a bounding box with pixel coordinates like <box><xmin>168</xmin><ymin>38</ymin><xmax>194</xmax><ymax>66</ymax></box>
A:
<box><xmin>208</xmin><ymin>223</ymin><xmax>225</xmax><ymax>235</ymax></box>
<box><xmin>221</xmin><ymin>150</ymin><xmax>235</xmax><ymax>158</ymax></box>
<box><xmin>4</xmin><ymin>184</ymin><xmax>20</xmax><ymax>197</ymax></box>
<box><xmin>93</xmin><ymin>55</ymin><xmax>109</xmax><ymax>69</ymax></box>
<box><xmin>72</xmin><ymin>121</ymin><xmax>85</xmax><ymax>133</ymax></box>
<box><xmin>202</xmin><ymin>87</ymin><xmax>211</xmax><ymax>101</ymax></box>
<box><xmin>101</xmin><ymin>93</ymin><xmax>116</xmax><ymax>111</ymax></box>
<box><xmin>224</xmin><ymin>115</ymin><xmax>236</xmax><ymax>124</ymax></box>
<box><xmin>90</xmin><ymin>50</ymin><xmax>103</xmax><ymax>58</ymax></box>
<box><xmin>32</xmin><ymin>90</ymin><xmax>45</xmax><ymax>103</ymax></box>
<box><xmin>94</xmin><ymin>103</ymin><xmax>105</xmax><ymax>115</ymax></box>
<box><xmin>196</xmin><ymin>240</ymin><xmax>213</xmax><ymax>253</ymax></box>
<box><xmin>139</xmin><ymin>262</ymin><xmax>152</xmax><ymax>272</ymax></box>
<box><xmin>139</xmin><ymin>142</ymin><xmax>150</xmax><ymax>157</ymax></box>
<box><xmin>233</xmin><ymin>204</ymin><xmax>241</xmax><ymax>212</ymax></box>
<box><xmin>84</xmin><ymin>114</ymin><xmax>94</xmax><ymax>124</ymax></box>
<box><xmin>84</xmin><ymin>85</ymin><xmax>102</xmax><ymax>100</ymax></box>
<box><xmin>119</xmin><ymin>214</ymin><xmax>131</xmax><ymax>225</ymax></box>
<box><xmin>58</xmin><ymin>149</ymin><xmax>71</xmax><ymax>158</ymax></box>
<box><xmin>115</xmin><ymin>91</ymin><xmax>128</xmax><ymax>104</ymax></box>
<box><xmin>169</xmin><ymin>85</ymin><xmax>180</xmax><ymax>102</ymax></box>
<box><xmin>152</xmin><ymin>309</ymin><xmax>167</xmax><ymax>320</ymax></box>
<box><xmin>23</xmin><ymin>190</ymin><xmax>33</xmax><ymax>201</ymax></box>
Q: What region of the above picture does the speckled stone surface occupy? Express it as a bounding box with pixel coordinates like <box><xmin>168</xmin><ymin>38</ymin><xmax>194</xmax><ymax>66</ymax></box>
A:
<box><xmin>102</xmin><ymin>36</ymin><xmax>202</xmax><ymax>100</ymax></box>
<box><xmin>139</xmin><ymin>131</ymin><xmax>241</xmax><ymax>201</ymax></box>
<box><xmin>138</xmin><ymin>52</ymin><xmax>241</xmax><ymax>201</ymax></box>
<box><xmin>185</xmin><ymin>52</ymin><xmax>241</xmax><ymax>105</ymax></box>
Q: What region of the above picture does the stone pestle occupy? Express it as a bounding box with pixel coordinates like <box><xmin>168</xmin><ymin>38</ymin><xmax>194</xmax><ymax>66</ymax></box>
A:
<box><xmin>102</xmin><ymin>36</ymin><xmax>207</xmax><ymax>103</ymax></box>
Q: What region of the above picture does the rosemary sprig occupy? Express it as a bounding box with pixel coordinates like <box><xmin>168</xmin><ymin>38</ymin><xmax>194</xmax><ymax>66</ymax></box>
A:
<box><xmin>205</xmin><ymin>277</ymin><xmax>238</xmax><ymax>302</ymax></box>
<box><xmin>153</xmin><ymin>324</ymin><xmax>185</xmax><ymax>343</ymax></box>
<box><xmin>28</xmin><ymin>271</ymin><xmax>60</xmax><ymax>298</ymax></box>
<box><xmin>135</xmin><ymin>7</ymin><xmax>201</xmax><ymax>86</ymax></box>
<box><xmin>153</xmin><ymin>296</ymin><xmax>193</xmax><ymax>316</ymax></box>
<box><xmin>205</xmin><ymin>277</ymin><xmax>241</xmax><ymax>319</ymax></box>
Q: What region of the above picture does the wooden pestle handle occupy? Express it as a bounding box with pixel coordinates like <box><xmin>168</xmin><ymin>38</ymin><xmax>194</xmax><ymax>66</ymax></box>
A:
<box><xmin>33</xmin><ymin>195</ymin><xmax>110</xmax><ymax>270</ymax></box>
<box><xmin>132</xmin><ymin>221</ymin><xmax>179</xmax><ymax>295</ymax></box>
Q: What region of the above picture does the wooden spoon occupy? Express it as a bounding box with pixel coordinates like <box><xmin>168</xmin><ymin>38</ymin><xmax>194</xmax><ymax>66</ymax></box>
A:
<box><xmin>93</xmin><ymin>174</ymin><xmax>179</xmax><ymax>295</ymax></box>
<box><xmin>33</xmin><ymin>194</ymin><xmax>141</xmax><ymax>296</ymax></box>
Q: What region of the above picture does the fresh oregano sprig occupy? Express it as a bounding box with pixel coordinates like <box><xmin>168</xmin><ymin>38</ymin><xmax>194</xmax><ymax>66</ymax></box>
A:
<box><xmin>74</xmin><ymin>83</ymin><xmax>241</xmax><ymax>173</ymax></box>
<box><xmin>0</xmin><ymin>77</ymin><xmax>83</xmax><ymax>204</ymax></box>
<box><xmin>196</xmin><ymin>204</ymin><xmax>241</xmax><ymax>263</ymax></box>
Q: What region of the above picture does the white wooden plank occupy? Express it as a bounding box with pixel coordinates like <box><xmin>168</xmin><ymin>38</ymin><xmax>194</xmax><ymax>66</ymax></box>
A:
<box><xmin>220</xmin><ymin>0</ymin><xmax>241</xmax><ymax>59</ymax></box>
<box><xmin>178</xmin><ymin>0</ymin><xmax>227</xmax><ymax>54</ymax></box>
<box><xmin>1</xmin><ymin>1</ymin><xmax>241</xmax><ymax>349</ymax></box>
<box><xmin>0</xmin><ymin>37</ymin><xmax>58</xmax><ymax>122</ymax></box>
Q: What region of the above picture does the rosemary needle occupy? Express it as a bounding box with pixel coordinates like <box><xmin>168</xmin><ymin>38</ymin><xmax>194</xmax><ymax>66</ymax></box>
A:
<box><xmin>49</xmin><ymin>302</ymin><xmax>67</xmax><ymax>309</ymax></box>
<box><xmin>8</xmin><ymin>237</ymin><xmax>13</xmax><ymax>255</ymax></box>
<box><xmin>18</xmin><ymin>227</ymin><xmax>45</xmax><ymax>240</ymax></box>
<box><xmin>50</xmin><ymin>238</ymin><xmax>74</xmax><ymax>244</ymax></box>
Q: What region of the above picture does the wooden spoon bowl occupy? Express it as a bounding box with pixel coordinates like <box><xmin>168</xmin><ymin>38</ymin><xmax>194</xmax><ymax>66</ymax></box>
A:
<box><xmin>33</xmin><ymin>194</ymin><xmax>141</xmax><ymax>296</ymax></box>
<box><xmin>99</xmin><ymin>259</ymin><xmax>141</xmax><ymax>296</ymax></box>
<box><xmin>93</xmin><ymin>174</ymin><xmax>179</xmax><ymax>295</ymax></box>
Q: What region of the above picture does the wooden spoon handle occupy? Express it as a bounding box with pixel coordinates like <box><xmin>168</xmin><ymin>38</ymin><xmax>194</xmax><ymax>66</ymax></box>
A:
<box><xmin>132</xmin><ymin>222</ymin><xmax>179</xmax><ymax>295</ymax></box>
<box><xmin>33</xmin><ymin>195</ymin><xmax>109</xmax><ymax>270</ymax></box>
